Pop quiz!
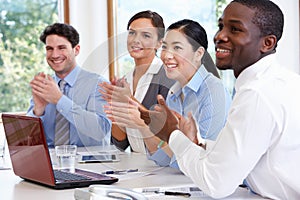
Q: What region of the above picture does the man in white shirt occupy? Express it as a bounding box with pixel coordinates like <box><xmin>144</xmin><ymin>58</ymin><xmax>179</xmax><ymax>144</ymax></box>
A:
<box><xmin>151</xmin><ymin>0</ymin><xmax>300</xmax><ymax>199</ymax></box>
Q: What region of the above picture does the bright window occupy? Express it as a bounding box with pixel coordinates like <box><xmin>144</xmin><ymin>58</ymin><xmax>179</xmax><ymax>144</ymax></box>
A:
<box><xmin>112</xmin><ymin>0</ymin><xmax>235</xmax><ymax>95</ymax></box>
<box><xmin>0</xmin><ymin>0</ymin><xmax>62</xmax><ymax>112</ymax></box>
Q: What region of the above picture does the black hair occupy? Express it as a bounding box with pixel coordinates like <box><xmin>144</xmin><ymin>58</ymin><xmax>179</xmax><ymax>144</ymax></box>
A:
<box><xmin>232</xmin><ymin>0</ymin><xmax>284</xmax><ymax>49</ymax></box>
<box><xmin>40</xmin><ymin>23</ymin><xmax>79</xmax><ymax>48</ymax></box>
<box><xmin>166</xmin><ymin>19</ymin><xmax>220</xmax><ymax>78</ymax></box>
<box><xmin>127</xmin><ymin>10</ymin><xmax>165</xmax><ymax>41</ymax></box>
<box><xmin>167</xmin><ymin>19</ymin><xmax>208</xmax><ymax>51</ymax></box>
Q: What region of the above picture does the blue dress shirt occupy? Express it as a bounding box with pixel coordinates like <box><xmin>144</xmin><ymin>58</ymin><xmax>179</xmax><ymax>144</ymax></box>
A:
<box><xmin>148</xmin><ymin>65</ymin><xmax>232</xmax><ymax>168</ymax></box>
<box><xmin>27</xmin><ymin>66</ymin><xmax>111</xmax><ymax>147</ymax></box>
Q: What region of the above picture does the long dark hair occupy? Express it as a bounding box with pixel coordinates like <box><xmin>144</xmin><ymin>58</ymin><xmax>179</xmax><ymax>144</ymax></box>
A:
<box><xmin>167</xmin><ymin>19</ymin><xmax>219</xmax><ymax>78</ymax></box>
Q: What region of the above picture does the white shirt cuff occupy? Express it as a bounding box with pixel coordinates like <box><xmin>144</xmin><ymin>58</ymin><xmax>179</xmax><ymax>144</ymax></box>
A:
<box><xmin>169</xmin><ymin>129</ymin><xmax>193</xmax><ymax>157</ymax></box>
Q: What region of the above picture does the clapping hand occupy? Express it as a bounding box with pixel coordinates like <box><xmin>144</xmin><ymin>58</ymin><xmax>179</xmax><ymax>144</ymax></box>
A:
<box><xmin>179</xmin><ymin>112</ymin><xmax>199</xmax><ymax>144</ymax></box>
<box><xmin>104</xmin><ymin>96</ymin><xmax>148</xmax><ymax>130</ymax></box>
<box><xmin>148</xmin><ymin>95</ymin><xmax>180</xmax><ymax>142</ymax></box>
<box><xmin>30</xmin><ymin>72</ymin><xmax>62</xmax><ymax>116</ymax></box>
<box><xmin>99</xmin><ymin>76</ymin><xmax>131</xmax><ymax>103</ymax></box>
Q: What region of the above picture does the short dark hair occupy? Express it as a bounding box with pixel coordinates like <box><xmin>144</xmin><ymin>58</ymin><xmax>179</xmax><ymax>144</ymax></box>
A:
<box><xmin>167</xmin><ymin>19</ymin><xmax>208</xmax><ymax>51</ymax></box>
<box><xmin>39</xmin><ymin>23</ymin><xmax>79</xmax><ymax>48</ymax></box>
<box><xmin>233</xmin><ymin>0</ymin><xmax>284</xmax><ymax>49</ymax></box>
<box><xmin>127</xmin><ymin>10</ymin><xmax>165</xmax><ymax>41</ymax></box>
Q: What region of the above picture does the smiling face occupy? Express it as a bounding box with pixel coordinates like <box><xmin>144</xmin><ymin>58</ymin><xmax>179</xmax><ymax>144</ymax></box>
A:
<box><xmin>160</xmin><ymin>29</ymin><xmax>203</xmax><ymax>86</ymax></box>
<box><xmin>127</xmin><ymin>18</ymin><xmax>161</xmax><ymax>64</ymax></box>
<box><xmin>45</xmin><ymin>34</ymin><xmax>79</xmax><ymax>79</ymax></box>
<box><xmin>214</xmin><ymin>2</ymin><xmax>264</xmax><ymax>78</ymax></box>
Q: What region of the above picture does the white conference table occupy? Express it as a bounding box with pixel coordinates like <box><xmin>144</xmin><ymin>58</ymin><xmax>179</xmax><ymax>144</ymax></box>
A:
<box><xmin>0</xmin><ymin>146</ymin><xmax>264</xmax><ymax>200</ymax></box>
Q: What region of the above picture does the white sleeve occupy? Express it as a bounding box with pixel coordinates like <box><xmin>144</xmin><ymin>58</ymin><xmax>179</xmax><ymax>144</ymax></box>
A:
<box><xmin>169</xmin><ymin>89</ymin><xmax>275</xmax><ymax>198</ymax></box>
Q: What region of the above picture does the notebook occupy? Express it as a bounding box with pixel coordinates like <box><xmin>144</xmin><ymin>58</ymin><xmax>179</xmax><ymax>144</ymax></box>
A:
<box><xmin>1</xmin><ymin>113</ymin><xmax>118</xmax><ymax>189</ymax></box>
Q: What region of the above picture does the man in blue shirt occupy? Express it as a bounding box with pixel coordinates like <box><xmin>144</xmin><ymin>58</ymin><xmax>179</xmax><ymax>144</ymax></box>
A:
<box><xmin>27</xmin><ymin>23</ymin><xmax>111</xmax><ymax>147</ymax></box>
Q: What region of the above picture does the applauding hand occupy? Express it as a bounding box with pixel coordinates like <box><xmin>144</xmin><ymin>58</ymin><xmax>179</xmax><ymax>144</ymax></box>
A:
<box><xmin>148</xmin><ymin>95</ymin><xmax>180</xmax><ymax>142</ymax></box>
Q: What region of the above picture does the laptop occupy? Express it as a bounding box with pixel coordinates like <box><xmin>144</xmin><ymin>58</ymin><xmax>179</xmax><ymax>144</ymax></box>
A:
<box><xmin>1</xmin><ymin>113</ymin><xmax>118</xmax><ymax>189</ymax></box>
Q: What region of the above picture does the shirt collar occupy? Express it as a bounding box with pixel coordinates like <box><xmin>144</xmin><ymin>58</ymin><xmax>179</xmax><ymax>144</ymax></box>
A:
<box><xmin>186</xmin><ymin>65</ymin><xmax>209</xmax><ymax>93</ymax></box>
<box><xmin>169</xmin><ymin>65</ymin><xmax>209</xmax><ymax>97</ymax></box>
<box><xmin>146</xmin><ymin>56</ymin><xmax>163</xmax><ymax>74</ymax></box>
<box><xmin>235</xmin><ymin>54</ymin><xmax>276</xmax><ymax>92</ymax></box>
<box><xmin>55</xmin><ymin>65</ymin><xmax>80</xmax><ymax>87</ymax></box>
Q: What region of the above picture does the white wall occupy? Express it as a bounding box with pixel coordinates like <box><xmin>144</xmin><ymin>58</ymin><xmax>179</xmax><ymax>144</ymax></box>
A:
<box><xmin>69</xmin><ymin>0</ymin><xmax>109</xmax><ymax>78</ymax></box>
<box><xmin>68</xmin><ymin>0</ymin><xmax>300</xmax><ymax>78</ymax></box>
<box><xmin>273</xmin><ymin>0</ymin><xmax>300</xmax><ymax>73</ymax></box>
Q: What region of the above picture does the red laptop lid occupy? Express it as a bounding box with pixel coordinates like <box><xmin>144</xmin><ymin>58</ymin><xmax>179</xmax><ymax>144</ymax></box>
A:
<box><xmin>2</xmin><ymin>114</ymin><xmax>55</xmax><ymax>186</ymax></box>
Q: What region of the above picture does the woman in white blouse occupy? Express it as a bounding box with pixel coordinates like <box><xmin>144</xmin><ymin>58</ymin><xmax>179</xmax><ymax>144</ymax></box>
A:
<box><xmin>100</xmin><ymin>10</ymin><xmax>174</xmax><ymax>154</ymax></box>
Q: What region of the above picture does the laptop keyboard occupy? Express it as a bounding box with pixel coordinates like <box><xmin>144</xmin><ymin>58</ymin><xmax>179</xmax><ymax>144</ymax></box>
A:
<box><xmin>54</xmin><ymin>170</ymin><xmax>92</xmax><ymax>181</ymax></box>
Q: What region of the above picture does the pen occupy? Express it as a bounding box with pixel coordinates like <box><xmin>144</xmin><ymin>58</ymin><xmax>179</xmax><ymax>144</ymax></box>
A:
<box><xmin>155</xmin><ymin>191</ymin><xmax>191</xmax><ymax>197</ymax></box>
<box><xmin>103</xmin><ymin>168</ymin><xmax>138</xmax><ymax>174</ymax></box>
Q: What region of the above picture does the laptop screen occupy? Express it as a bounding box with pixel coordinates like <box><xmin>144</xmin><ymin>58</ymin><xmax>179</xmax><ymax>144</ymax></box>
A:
<box><xmin>2</xmin><ymin>114</ymin><xmax>55</xmax><ymax>186</ymax></box>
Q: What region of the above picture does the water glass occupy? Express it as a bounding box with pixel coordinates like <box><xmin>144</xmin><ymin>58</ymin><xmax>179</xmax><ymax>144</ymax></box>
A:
<box><xmin>55</xmin><ymin>145</ymin><xmax>77</xmax><ymax>172</ymax></box>
<box><xmin>48</xmin><ymin>148</ymin><xmax>58</xmax><ymax>168</ymax></box>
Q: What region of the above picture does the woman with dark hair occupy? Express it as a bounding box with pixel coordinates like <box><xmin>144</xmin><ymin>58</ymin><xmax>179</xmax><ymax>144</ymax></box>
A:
<box><xmin>148</xmin><ymin>19</ymin><xmax>232</xmax><ymax>167</ymax></box>
<box><xmin>161</xmin><ymin>19</ymin><xmax>232</xmax><ymax>141</ymax></box>
<box><xmin>100</xmin><ymin>10</ymin><xmax>175</xmax><ymax>154</ymax></box>
<box><xmin>103</xmin><ymin>19</ymin><xmax>231</xmax><ymax>168</ymax></box>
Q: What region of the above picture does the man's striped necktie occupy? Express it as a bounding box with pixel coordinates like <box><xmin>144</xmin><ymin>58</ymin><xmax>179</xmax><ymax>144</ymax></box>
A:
<box><xmin>55</xmin><ymin>80</ymin><xmax>70</xmax><ymax>145</ymax></box>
